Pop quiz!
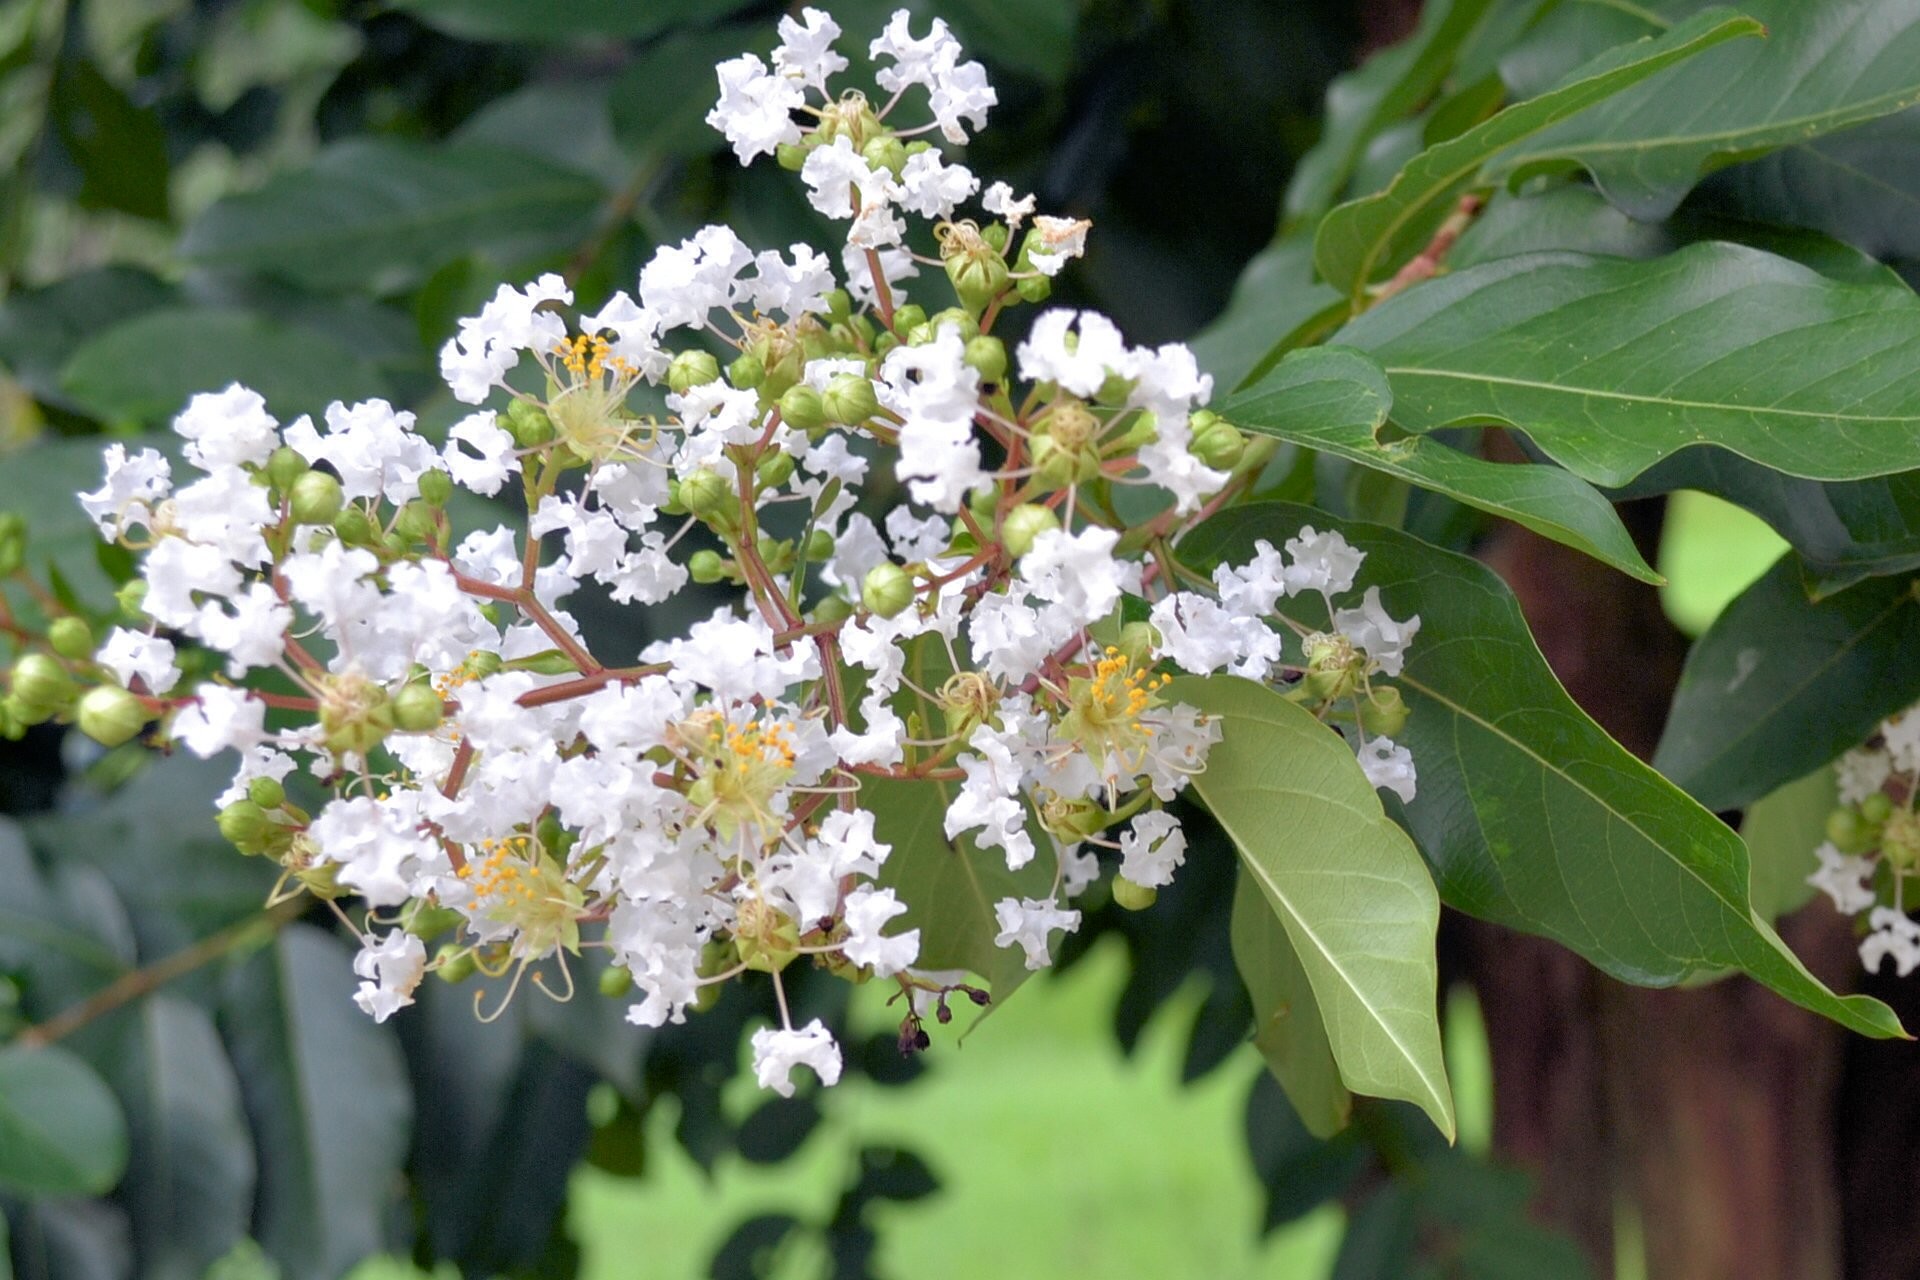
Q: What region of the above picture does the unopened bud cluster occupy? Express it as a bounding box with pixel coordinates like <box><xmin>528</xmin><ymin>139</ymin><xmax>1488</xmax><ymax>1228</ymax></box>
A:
<box><xmin>1809</xmin><ymin>706</ymin><xmax>1920</xmax><ymax>976</ymax></box>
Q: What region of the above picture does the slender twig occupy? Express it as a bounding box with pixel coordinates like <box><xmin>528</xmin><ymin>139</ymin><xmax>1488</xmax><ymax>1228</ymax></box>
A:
<box><xmin>1371</xmin><ymin>193</ymin><xmax>1486</xmax><ymax>308</ymax></box>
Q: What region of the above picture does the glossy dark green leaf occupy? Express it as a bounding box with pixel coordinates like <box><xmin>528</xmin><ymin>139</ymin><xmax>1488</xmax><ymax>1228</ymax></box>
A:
<box><xmin>1223</xmin><ymin>346</ymin><xmax>1656</xmax><ymax>581</ymax></box>
<box><xmin>1338</xmin><ymin>243</ymin><xmax>1920</xmax><ymax>487</ymax></box>
<box><xmin>218</xmin><ymin>925</ymin><xmax>411</xmax><ymax>1280</ymax></box>
<box><xmin>1241</xmin><ymin>1071</ymin><xmax>1367</xmax><ymax>1232</ymax></box>
<box><xmin>1231</xmin><ymin>868</ymin><xmax>1350</xmax><ymax>1138</ymax></box>
<box><xmin>1173</xmin><ymin>675</ymin><xmax>1455</xmax><ymax>1138</ymax></box>
<box><xmin>1332</xmin><ymin>1183</ymin><xmax>1420</xmax><ymax>1280</ymax></box>
<box><xmin>96</xmin><ymin>998</ymin><xmax>254</xmax><ymax>1280</ymax></box>
<box><xmin>454</xmin><ymin>80</ymin><xmax>625</xmax><ymax>178</ymax></box>
<box><xmin>1314</xmin><ymin>9</ymin><xmax>1759</xmax><ymax>306</ymax></box>
<box><xmin>610</xmin><ymin>25</ymin><xmax>776</xmax><ymax>161</ymax></box>
<box><xmin>389</xmin><ymin>0</ymin><xmax>755</xmax><ymax>42</ymax></box>
<box><xmin>1493</xmin><ymin>0</ymin><xmax>1920</xmax><ymax>221</ymax></box>
<box><xmin>180</xmin><ymin>140</ymin><xmax>604</xmax><ymax>294</ymax></box>
<box><xmin>47</xmin><ymin>59</ymin><xmax>169</xmax><ymax>221</ymax></box>
<box><xmin>1181</xmin><ymin>503</ymin><xmax>1904</xmax><ymax>1039</ymax></box>
<box><xmin>1654</xmin><ymin>556</ymin><xmax>1920</xmax><ymax>811</ymax></box>
<box><xmin>0</xmin><ymin>269</ymin><xmax>176</xmax><ymax>404</ymax></box>
<box><xmin>58</xmin><ymin>310</ymin><xmax>389</xmax><ymax>428</ymax></box>
<box><xmin>941</xmin><ymin>0</ymin><xmax>1077</xmax><ymax>81</ymax></box>
<box><xmin>0</xmin><ymin>1044</ymin><xmax>128</xmax><ymax>1197</ymax></box>
<box><xmin>1285</xmin><ymin>0</ymin><xmax>1498</xmax><ymax>224</ymax></box>
<box><xmin>1187</xmin><ymin>238</ymin><xmax>1343</xmax><ymax>394</ymax></box>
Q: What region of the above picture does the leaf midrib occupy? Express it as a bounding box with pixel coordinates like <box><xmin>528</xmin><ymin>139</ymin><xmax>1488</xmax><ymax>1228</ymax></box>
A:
<box><xmin>1388</xmin><ymin>365</ymin><xmax>1920</xmax><ymax>425</ymax></box>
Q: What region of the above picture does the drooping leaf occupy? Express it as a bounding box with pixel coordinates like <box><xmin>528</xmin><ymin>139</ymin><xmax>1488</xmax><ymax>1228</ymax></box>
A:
<box><xmin>1187</xmin><ymin>238</ymin><xmax>1344</xmax><ymax>394</ymax></box>
<box><xmin>1172</xmin><ymin>675</ymin><xmax>1455</xmax><ymax>1139</ymax></box>
<box><xmin>218</xmin><ymin>925</ymin><xmax>411</xmax><ymax>1280</ymax></box>
<box><xmin>94</xmin><ymin>998</ymin><xmax>255</xmax><ymax>1280</ymax></box>
<box><xmin>179</xmin><ymin>140</ymin><xmax>605</xmax><ymax>294</ymax></box>
<box><xmin>59</xmin><ymin>310</ymin><xmax>390</xmax><ymax>428</ymax></box>
<box><xmin>1491</xmin><ymin>0</ymin><xmax>1920</xmax><ymax>222</ymax></box>
<box><xmin>1223</xmin><ymin>346</ymin><xmax>1656</xmax><ymax>581</ymax></box>
<box><xmin>388</xmin><ymin>0</ymin><xmax>755</xmax><ymax>43</ymax></box>
<box><xmin>1231</xmin><ymin>868</ymin><xmax>1351</xmax><ymax>1138</ymax></box>
<box><xmin>47</xmin><ymin>59</ymin><xmax>169</xmax><ymax>221</ymax></box>
<box><xmin>1741</xmin><ymin>767</ymin><xmax>1837</xmax><ymax>924</ymax></box>
<box><xmin>1653</xmin><ymin>556</ymin><xmax>1920</xmax><ymax>812</ymax></box>
<box><xmin>1284</xmin><ymin>0</ymin><xmax>1499</xmax><ymax>223</ymax></box>
<box><xmin>1180</xmin><ymin>503</ymin><xmax>1904</xmax><ymax>1039</ymax></box>
<box><xmin>1337</xmin><ymin>243</ymin><xmax>1920</xmax><ymax>487</ymax></box>
<box><xmin>1313</xmin><ymin>8</ymin><xmax>1759</xmax><ymax>307</ymax></box>
<box><xmin>0</xmin><ymin>1044</ymin><xmax>129</xmax><ymax>1198</ymax></box>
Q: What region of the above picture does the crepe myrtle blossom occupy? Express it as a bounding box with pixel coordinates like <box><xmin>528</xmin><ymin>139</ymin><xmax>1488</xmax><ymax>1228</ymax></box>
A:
<box><xmin>1808</xmin><ymin>703</ymin><xmax>1920</xmax><ymax>978</ymax></box>
<box><xmin>25</xmin><ymin>6</ymin><xmax>1440</xmax><ymax>1104</ymax></box>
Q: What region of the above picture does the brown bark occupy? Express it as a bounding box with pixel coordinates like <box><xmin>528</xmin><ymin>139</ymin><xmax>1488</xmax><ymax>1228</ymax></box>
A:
<box><xmin>1458</xmin><ymin>496</ymin><xmax>1854</xmax><ymax>1280</ymax></box>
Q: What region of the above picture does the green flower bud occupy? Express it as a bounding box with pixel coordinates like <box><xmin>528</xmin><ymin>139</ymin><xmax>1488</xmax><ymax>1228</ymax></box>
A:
<box><xmin>506</xmin><ymin>399</ymin><xmax>556</xmax><ymax>448</ymax></box>
<box><xmin>862</xmin><ymin>563</ymin><xmax>915</xmax><ymax>619</ymax></box>
<box><xmin>5</xmin><ymin>694</ymin><xmax>52</xmax><ymax>728</ymax></box>
<box><xmin>1826</xmin><ymin>807</ymin><xmax>1876</xmax><ymax>855</ymax></box>
<box><xmin>1359</xmin><ymin>685</ymin><xmax>1410</xmax><ymax>738</ymax></box>
<box><xmin>0</xmin><ymin>698</ymin><xmax>26</xmax><ymax>740</ymax></box>
<box><xmin>1115</xmin><ymin>621</ymin><xmax>1157</xmax><ymax>668</ymax></box>
<box><xmin>1039</xmin><ymin>793</ymin><xmax>1112</xmax><ymax>841</ymax></box>
<box><xmin>392</xmin><ymin>500</ymin><xmax>438</xmax><ymax>544</ymax></box>
<box><xmin>469</xmin><ymin>651</ymin><xmax>504</xmax><ymax>679</ymax></box>
<box><xmin>804</xmin><ymin>527</ymin><xmax>835</xmax><ymax>563</ymax></box>
<box><xmin>1862</xmin><ymin>792</ymin><xmax>1895</xmax><ymax>824</ymax></box>
<box><xmin>248</xmin><ymin>776</ymin><xmax>286</xmax><ymax>809</ymax></box>
<box><xmin>75</xmin><ymin>685</ymin><xmax>147</xmax><ymax>747</ymax></box>
<box><xmin>1015</xmin><ymin>273</ymin><xmax>1052</xmax><ymax>304</ymax></box>
<box><xmin>267</xmin><ymin>446</ymin><xmax>308</xmax><ymax>493</ymax></box>
<box><xmin>1111</xmin><ymin>877</ymin><xmax>1158</xmax><ymax>911</ymax></box>
<box><xmin>968</xmin><ymin>482</ymin><xmax>1000</xmax><ymax>525</ymax></box>
<box><xmin>874</xmin><ymin>331</ymin><xmax>900</xmax><ymax>357</ymax></box>
<box><xmin>597</xmin><ymin>965</ymin><xmax>634</xmax><ymax>997</ymax></box>
<box><xmin>981</xmin><ymin>222</ymin><xmax>1010</xmax><ymax>252</ymax></box>
<box><xmin>891</xmin><ymin>304</ymin><xmax>927</xmax><ymax>337</ymax></box>
<box><xmin>115</xmin><ymin>580</ymin><xmax>148</xmax><ymax>623</ymax></box>
<box><xmin>506</xmin><ymin>650</ymin><xmax>580</xmax><ymax>676</ymax></box>
<box><xmin>1029</xmin><ymin>435</ymin><xmax>1080</xmax><ymax>490</ymax></box>
<box><xmin>1885</xmin><ymin>809</ymin><xmax>1920</xmax><ymax>871</ymax></box>
<box><xmin>290</xmin><ymin>471</ymin><xmax>345</xmax><ymax>526</ymax></box>
<box><xmin>946</xmin><ymin>244</ymin><xmax>1010</xmax><ymax>315</ymax></box>
<box><xmin>964</xmin><ymin>335</ymin><xmax>1008</xmax><ymax>383</ymax></box>
<box><xmin>777</xmin><ymin>384</ymin><xmax>829</xmax><ymax>433</ymax></box>
<box><xmin>862</xmin><ymin>134</ymin><xmax>908</xmax><ymax>176</ymax></box>
<box><xmin>756</xmin><ymin>533</ymin><xmax>794</xmax><ymax>574</ymax></box>
<box><xmin>331</xmin><ymin>506</ymin><xmax>374</xmax><ymax>548</ymax></box>
<box><xmin>823</xmin><ymin>373</ymin><xmax>881</xmax><ymax>425</ymax></box>
<box><xmin>1300</xmin><ymin>633</ymin><xmax>1365</xmax><ymax>703</ymax></box>
<box><xmin>295</xmin><ymin>859</ymin><xmax>345</xmax><ymax>900</ymax></box>
<box><xmin>320</xmin><ymin>675</ymin><xmax>395</xmax><ymax>757</ymax></box>
<box><xmin>0</xmin><ymin>513</ymin><xmax>26</xmax><ymax>577</ymax></box>
<box><xmin>775</xmin><ymin>141</ymin><xmax>811</xmax><ymax>170</ymax></box>
<box><xmin>735</xmin><ymin>897</ymin><xmax>801</xmax><ymax>973</ymax></box>
<box><xmin>688</xmin><ymin>549</ymin><xmax>728</xmax><ymax>585</ymax></box>
<box><xmin>406</xmin><ymin>905</ymin><xmax>463</xmax><ymax>939</ymax></box>
<box><xmin>392</xmin><ymin>683</ymin><xmax>445</xmax><ymax>733</ymax></box>
<box><xmin>1000</xmin><ymin>503</ymin><xmax>1060</xmax><ymax>558</ymax></box>
<box><xmin>821</xmin><ymin>288</ymin><xmax>853</xmax><ymax>323</ymax></box>
<box><xmin>811</xmin><ymin>594</ymin><xmax>855</xmax><ymax>626</ymax></box>
<box><xmin>756</xmin><ymin>449</ymin><xmax>799</xmax><ymax>489</ymax></box>
<box><xmin>218</xmin><ymin>800</ymin><xmax>273</xmax><ymax>851</ymax></box>
<box><xmin>10</xmin><ymin>654</ymin><xmax>75</xmax><ymax>711</ymax></box>
<box><xmin>679</xmin><ymin>468</ymin><xmax>732</xmax><ymax>519</ymax></box>
<box><xmin>1191</xmin><ymin>419</ymin><xmax>1247</xmax><ymax>470</ymax></box>
<box><xmin>434</xmin><ymin>946</ymin><xmax>478</xmax><ymax>984</ymax></box>
<box><xmin>417</xmin><ymin>468</ymin><xmax>454</xmax><ymax>507</ymax></box>
<box><xmin>668</xmin><ymin>349</ymin><xmax>722</xmax><ymax>396</ymax></box>
<box><xmin>47</xmin><ymin>617</ymin><xmax>94</xmax><ymax>661</ymax></box>
<box><xmin>727</xmin><ymin>352</ymin><xmax>766</xmax><ymax>391</ymax></box>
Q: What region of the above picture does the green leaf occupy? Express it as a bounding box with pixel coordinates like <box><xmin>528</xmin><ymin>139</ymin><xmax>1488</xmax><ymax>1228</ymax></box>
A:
<box><xmin>1187</xmin><ymin>238</ymin><xmax>1344</xmax><ymax>394</ymax></box>
<box><xmin>47</xmin><ymin>58</ymin><xmax>170</xmax><ymax>221</ymax></box>
<box><xmin>1285</xmin><ymin>0</ymin><xmax>1499</xmax><ymax>224</ymax></box>
<box><xmin>0</xmin><ymin>268</ymin><xmax>176</xmax><ymax>405</ymax></box>
<box><xmin>180</xmin><ymin>139</ymin><xmax>605</xmax><ymax>294</ymax></box>
<box><xmin>1231</xmin><ymin>867</ymin><xmax>1351</xmax><ymax>1138</ymax></box>
<box><xmin>611</xmin><ymin>25</ymin><xmax>776</xmax><ymax>161</ymax></box>
<box><xmin>1338</xmin><ymin>242</ymin><xmax>1920</xmax><ymax>487</ymax></box>
<box><xmin>865</xmin><ymin>774</ymin><xmax>1055</xmax><ymax>1001</ymax></box>
<box><xmin>59</xmin><ymin>310</ymin><xmax>390</xmax><ymax>427</ymax></box>
<box><xmin>455</xmin><ymin>80</ymin><xmax>625</xmax><ymax>178</ymax></box>
<box><xmin>1180</xmin><ymin>503</ymin><xmax>1904</xmax><ymax>1039</ymax></box>
<box><xmin>1653</xmin><ymin>556</ymin><xmax>1920</xmax><ymax>811</ymax></box>
<box><xmin>95</xmin><ymin>998</ymin><xmax>255</xmax><ymax>1280</ymax></box>
<box><xmin>941</xmin><ymin>0</ymin><xmax>1077</xmax><ymax>82</ymax></box>
<box><xmin>0</xmin><ymin>1044</ymin><xmax>129</xmax><ymax>1198</ymax></box>
<box><xmin>1172</xmin><ymin>675</ymin><xmax>1455</xmax><ymax>1139</ymax></box>
<box><xmin>1741</xmin><ymin>767</ymin><xmax>1836</xmax><ymax>923</ymax></box>
<box><xmin>1313</xmin><ymin>8</ymin><xmax>1758</xmax><ymax>306</ymax></box>
<box><xmin>389</xmin><ymin>0</ymin><xmax>755</xmax><ymax>42</ymax></box>
<box><xmin>218</xmin><ymin>925</ymin><xmax>411</xmax><ymax>1280</ymax></box>
<box><xmin>1492</xmin><ymin>0</ymin><xmax>1920</xmax><ymax>222</ymax></box>
<box><xmin>1222</xmin><ymin>346</ymin><xmax>1657</xmax><ymax>582</ymax></box>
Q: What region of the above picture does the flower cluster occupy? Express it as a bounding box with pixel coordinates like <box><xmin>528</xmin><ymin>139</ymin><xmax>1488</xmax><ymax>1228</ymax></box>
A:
<box><xmin>1809</xmin><ymin>705</ymin><xmax>1920</xmax><ymax>975</ymax></box>
<box><xmin>3</xmin><ymin>8</ymin><xmax>1423</xmax><ymax>1100</ymax></box>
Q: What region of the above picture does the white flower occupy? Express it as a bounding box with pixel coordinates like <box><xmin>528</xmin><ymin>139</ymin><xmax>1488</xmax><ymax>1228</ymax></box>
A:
<box><xmin>173</xmin><ymin>384</ymin><xmax>280</xmax><ymax>470</ymax></box>
<box><xmin>993</xmin><ymin>895</ymin><xmax>1080</xmax><ymax>970</ymax></box>
<box><xmin>192</xmin><ymin>583</ymin><xmax>292</xmax><ymax>674</ymax></box>
<box><xmin>1808</xmin><ymin>841</ymin><xmax>1877</xmax><ymax>915</ymax></box>
<box><xmin>284</xmin><ymin>399</ymin><xmax>441</xmax><ymax>504</ymax></box>
<box><xmin>1836</xmin><ymin>746</ymin><xmax>1892</xmax><ymax>806</ymax></box>
<box><xmin>1283</xmin><ymin>527</ymin><xmax>1364</xmax><ymax>599</ymax></box>
<box><xmin>1334</xmin><ymin>587</ymin><xmax>1420</xmax><ymax>677</ymax></box>
<box><xmin>773</xmin><ymin>7</ymin><xmax>847</xmax><ymax>94</ymax></box>
<box><xmin>80</xmin><ymin>444</ymin><xmax>171</xmax><ymax>540</ymax></box>
<box><xmin>869</xmin><ymin>12</ymin><xmax>994</xmax><ymax>143</ymax></box>
<box><xmin>443</xmin><ymin>411</ymin><xmax>520</xmax><ymax>496</ymax></box>
<box><xmin>640</xmin><ymin>226</ymin><xmax>752</xmax><ymax>331</ymax></box>
<box><xmin>897</xmin><ymin>152</ymin><xmax>979</xmax><ymax>220</ymax></box>
<box><xmin>751</xmin><ymin>1019</ymin><xmax>843</xmax><ymax>1096</ymax></box>
<box><xmin>1016</xmin><ymin>309</ymin><xmax>1131</xmax><ymax>399</ymax></box>
<box><xmin>983</xmin><ymin>182</ymin><xmax>1035</xmax><ymax>230</ymax></box>
<box><xmin>171</xmin><ymin>686</ymin><xmax>265</xmax><ymax>759</ymax></box>
<box><xmin>801</xmin><ymin>138</ymin><xmax>903</xmax><ymax>245</ymax></box>
<box><xmin>1860</xmin><ymin>907</ymin><xmax>1920</xmax><ymax>976</ymax></box>
<box><xmin>706</xmin><ymin>53</ymin><xmax>805</xmax><ymax>164</ymax></box>
<box><xmin>1019</xmin><ymin>526</ymin><xmax>1135</xmax><ymax>630</ymax></box>
<box><xmin>170</xmin><ymin>465</ymin><xmax>275</xmax><ymax>566</ymax></box>
<box><xmin>352</xmin><ymin>930</ymin><xmax>427</xmax><ymax>1023</ymax></box>
<box><xmin>1118</xmin><ymin>810</ymin><xmax>1186</xmax><ymax>889</ymax></box>
<box><xmin>98</xmin><ymin>628</ymin><xmax>179</xmax><ymax>694</ymax></box>
<box><xmin>1358</xmin><ymin>737</ymin><xmax>1418</xmax><ymax>804</ymax></box>
<box><xmin>1027</xmin><ymin>215</ymin><xmax>1090</xmax><ymax>277</ymax></box>
<box><xmin>1884</xmin><ymin>710</ymin><xmax>1920</xmax><ymax>774</ymax></box>
<box><xmin>438</xmin><ymin>275</ymin><xmax>571</xmax><ymax>404</ymax></box>
<box><xmin>739</xmin><ymin>244</ymin><xmax>836</xmax><ymax>322</ymax></box>
<box><xmin>841</xmin><ymin>886</ymin><xmax>920</xmax><ymax>976</ymax></box>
